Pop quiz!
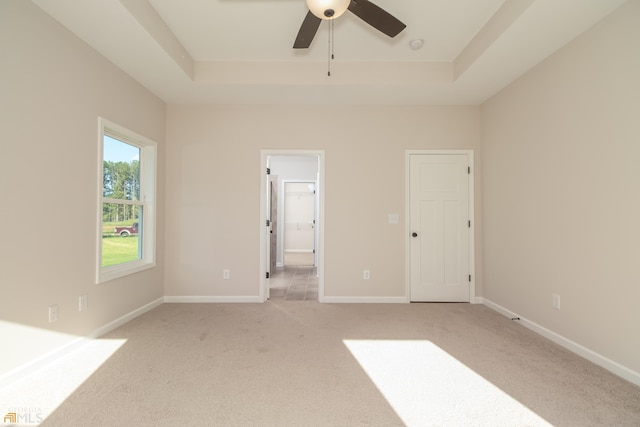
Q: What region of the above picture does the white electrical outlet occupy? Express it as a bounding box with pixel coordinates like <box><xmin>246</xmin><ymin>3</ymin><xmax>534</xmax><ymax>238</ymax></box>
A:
<box><xmin>79</xmin><ymin>295</ymin><xmax>88</xmax><ymax>312</ymax></box>
<box><xmin>363</xmin><ymin>270</ymin><xmax>370</xmax><ymax>280</ymax></box>
<box><xmin>552</xmin><ymin>294</ymin><xmax>561</xmax><ymax>310</ymax></box>
<box><xmin>48</xmin><ymin>305</ymin><xmax>58</xmax><ymax>323</ymax></box>
<box><xmin>223</xmin><ymin>269</ymin><xmax>230</xmax><ymax>279</ymax></box>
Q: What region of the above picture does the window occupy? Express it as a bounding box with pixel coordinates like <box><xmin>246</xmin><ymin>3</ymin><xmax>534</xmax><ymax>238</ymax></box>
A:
<box><xmin>97</xmin><ymin>118</ymin><xmax>156</xmax><ymax>283</ymax></box>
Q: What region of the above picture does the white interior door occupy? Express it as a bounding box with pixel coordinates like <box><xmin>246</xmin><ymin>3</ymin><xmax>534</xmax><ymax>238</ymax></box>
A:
<box><xmin>269</xmin><ymin>175</ymin><xmax>278</xmax><ymax>277</ymax></box>
<box><xmin>410</xmin><ymin>154</ymin><xmax>471</xmax><ymax>302</ymax></box>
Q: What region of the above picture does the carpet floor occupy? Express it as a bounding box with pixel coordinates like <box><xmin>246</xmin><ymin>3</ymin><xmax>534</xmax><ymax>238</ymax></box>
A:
<box><xmin>2</xmin><ymin>302</ymin><xmax>639</xmax><ymax>426</ymax></box>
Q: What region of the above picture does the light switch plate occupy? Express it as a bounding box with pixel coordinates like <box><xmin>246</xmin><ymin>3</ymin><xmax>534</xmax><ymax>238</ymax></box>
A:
<box><xmin>48</xmin><ymin>305</ymin><xmax>58</xmax><ymax>322</ymax></box>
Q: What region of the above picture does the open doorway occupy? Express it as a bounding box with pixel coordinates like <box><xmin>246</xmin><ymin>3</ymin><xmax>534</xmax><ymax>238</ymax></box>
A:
<box><xmin>259</xmin><ymin>151</ymin><xmax>324</xmax><ymax>302</ymax></box>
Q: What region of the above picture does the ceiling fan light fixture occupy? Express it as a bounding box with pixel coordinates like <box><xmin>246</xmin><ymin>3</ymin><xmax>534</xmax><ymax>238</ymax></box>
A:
<box><xmin>306</xmin><ymin>0</ymin><xmax>350</xmax><ymax>20</ymax></box>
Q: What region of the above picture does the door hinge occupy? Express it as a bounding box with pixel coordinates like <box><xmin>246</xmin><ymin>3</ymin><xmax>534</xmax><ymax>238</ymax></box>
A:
<box><xmin>468</xmin><ymin>274</ymin><xmax>472</xmax><ymax>282</ymax></box>
<box><xmin>468</xmin><ymin>166</ymin><xmax>471</xmax><ymax>174</ymax></box>
<box><xmin>266</xmin><ymin>219</ymin><xmax>270</xmax><ymax>227</ymax></box>
<box><xmin>266</xmin><ymin>272</ymin><xmax>270</xmax><ymax>279</ymax></box>
<box><xmin>468</xmin><ymin>220</ymin><xmax>471</xmax><ymax>228</ymax></box>
<box><xmin>266</xmin><ymin>168</ymin><xmax>271</xmax><ymax>175</ymax></box>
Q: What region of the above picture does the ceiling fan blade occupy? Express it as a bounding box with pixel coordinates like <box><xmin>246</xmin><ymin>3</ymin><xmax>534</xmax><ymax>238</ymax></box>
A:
<box><xmin>348</xmin><ymin>0</ymin><xmax>406</xmax><ymax>38</ymax></box>
<box><xmin>293</xmin><ymin>11</ymin><xmax>322</xmax><ymax>49</ymax></box>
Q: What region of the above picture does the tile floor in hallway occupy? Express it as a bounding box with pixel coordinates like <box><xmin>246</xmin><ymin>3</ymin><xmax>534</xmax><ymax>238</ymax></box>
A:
<box><xmin>269</xmin><ymin>265</ymin><xmax>318</xmax><ymax>301</ymax></box>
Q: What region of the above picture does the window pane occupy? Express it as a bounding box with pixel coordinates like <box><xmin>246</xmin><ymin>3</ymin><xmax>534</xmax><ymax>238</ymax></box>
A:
<box><xmin>98</xmin><ymin>119</ymin><xmax>156</xmax><ymax>283</ymax></box>
<box><xmin>103</xmin><ymin>136</ymin><xmax>140</xmax><ymax>201</ymax></box>
<box><xmin>102</xmin><ymin>203</ymin><xmax>141</xmax><ymax>267</ymax></box>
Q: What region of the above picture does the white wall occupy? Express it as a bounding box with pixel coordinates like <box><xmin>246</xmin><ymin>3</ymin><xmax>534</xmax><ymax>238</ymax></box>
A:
<box><xmin>269</xmin><ymin>156</ymin><xmax>318</xmax><ymax>181</ymax></box>
<box><xmin>283</xmin><ymin>182</ymin><xmax>315</xmax><ymax>252</ymax></box>
<box><xmin>164</xmin><ymin>105</ymin><xmax>483</xmax><ymax>299</ymax></box>
<box><xmin>0</xmin><ymin>1</ymin><xmax>165</xmax><ymax>380</ymax></box>
<box><xmin>481</xmin><ymin>1</ymin><xmax>640</xmax><ymax>374</ymax></box>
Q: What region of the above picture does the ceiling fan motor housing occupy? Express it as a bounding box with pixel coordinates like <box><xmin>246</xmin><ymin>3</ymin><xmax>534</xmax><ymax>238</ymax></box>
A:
<box><xmin>294</xmin><ymin>0</ymin><xmax>406</xmax><ymax>49</ymax></box>
<box><xmin>306</xmin><ymin>0</ymin><xmax>350</xmax><ymax>20</ymax></box>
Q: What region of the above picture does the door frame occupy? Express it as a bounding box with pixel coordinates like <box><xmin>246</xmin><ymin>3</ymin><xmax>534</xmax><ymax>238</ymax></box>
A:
<box><xmin>259</xmin><ymin>150</ymin><xmax>325</xmax><ymax>302</ymax></box>
<box><xmin>405</xmin><ymin>150</ymin><xmax>477</xmax><ymax>303</ymax></box>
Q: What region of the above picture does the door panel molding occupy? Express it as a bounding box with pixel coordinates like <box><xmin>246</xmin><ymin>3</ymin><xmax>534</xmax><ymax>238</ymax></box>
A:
<box><xmin>405</xmin><ymin>150</ymin><xmax>475</xmax><ymax>302</ymax></box>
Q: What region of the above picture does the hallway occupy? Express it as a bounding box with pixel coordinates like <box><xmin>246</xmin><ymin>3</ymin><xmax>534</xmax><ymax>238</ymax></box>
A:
<box><xmin>269</xmin><ymin>265</ymin><xmax>318</xmax><ymax>301</ymax></box>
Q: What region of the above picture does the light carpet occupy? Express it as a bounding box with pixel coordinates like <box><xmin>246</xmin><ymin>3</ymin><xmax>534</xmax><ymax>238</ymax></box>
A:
<box><xmin>2</xmin><ymin>302</ymin><xmax>639</xmax><ymax>426</ymax></box>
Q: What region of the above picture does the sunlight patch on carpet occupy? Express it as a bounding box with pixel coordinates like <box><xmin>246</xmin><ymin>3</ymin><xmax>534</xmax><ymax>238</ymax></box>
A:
<box><xmin>0</xmin><ymin>338</ymin><xmax>126</xmax><ymax>425</ymax></box>
<box><xmin>343</xmin><ymin>340</ymin><xmax>552</xmax><ymax>427</ymax></box>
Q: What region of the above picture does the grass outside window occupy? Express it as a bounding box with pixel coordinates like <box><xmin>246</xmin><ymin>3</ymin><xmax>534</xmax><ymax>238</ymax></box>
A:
<box><xmin>101</xmin><ymin>220</ymin><xmax>140</xmax><ymax>267</ymax></box>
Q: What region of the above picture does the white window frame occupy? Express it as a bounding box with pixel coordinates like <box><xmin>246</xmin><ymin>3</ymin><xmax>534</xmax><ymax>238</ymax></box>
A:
<box><xmin>97</xmin><ymin>118</ymin><xmax>157</xmax><ymax>283</ymax></box>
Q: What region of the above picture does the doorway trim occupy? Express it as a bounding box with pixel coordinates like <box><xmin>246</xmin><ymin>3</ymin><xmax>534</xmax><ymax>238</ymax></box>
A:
<box><xmin>259</xmin><ymin>150</ymin><xmax>325</xmax><ymax>302</ymax></box>
<box><xmin>404</xmin><ymin>150</ymin><xmax>476</xmax><ymax>303</ymax></box>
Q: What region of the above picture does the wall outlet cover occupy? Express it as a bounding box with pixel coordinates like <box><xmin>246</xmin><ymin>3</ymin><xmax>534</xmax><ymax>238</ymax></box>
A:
<box><xmin>48</xmin><ymin>305</ymin><xmax>58</xmax><ymax>323</ymax></box>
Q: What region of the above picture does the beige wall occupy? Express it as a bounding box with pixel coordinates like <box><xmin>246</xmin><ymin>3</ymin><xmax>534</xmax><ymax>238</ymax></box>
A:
<box><xmin>0</xmin><ymin>1</ymin><xmax>165</xmax><ymax>379</ymax></box>
<box><xmin>10</xmin><ymin>0</ymin><xmax>638</xmax><ymax>391</ymax></box>
<box><xmin>481</xmin><ymin>1</ymin><xmax>640</xmax><ymax>373</ymax></box>
<box><xmin>164</xmin><ymin>105</ymin><xmax>482</xmax><ymax>299</ymax></box>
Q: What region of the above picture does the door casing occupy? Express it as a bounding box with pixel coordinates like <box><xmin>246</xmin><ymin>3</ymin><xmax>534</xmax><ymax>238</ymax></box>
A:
<box><xmin>405</xmin><ymin>150</ymin><xmax>476</xmax><ymax>303</ymax></box>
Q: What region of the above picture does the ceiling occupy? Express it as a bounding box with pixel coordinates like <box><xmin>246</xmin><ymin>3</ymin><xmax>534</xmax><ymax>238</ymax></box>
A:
<box><xmin>32</xmin><ymin>0</ymin><xmax>626</xmax><ymax>105</ymax></box>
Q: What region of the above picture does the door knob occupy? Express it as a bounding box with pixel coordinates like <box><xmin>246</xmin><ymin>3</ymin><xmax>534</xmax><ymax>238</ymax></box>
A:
<box><xmin>412</xmin><ymin>232</ymin><xmax>418</xmax><ymax>237</ymax></box>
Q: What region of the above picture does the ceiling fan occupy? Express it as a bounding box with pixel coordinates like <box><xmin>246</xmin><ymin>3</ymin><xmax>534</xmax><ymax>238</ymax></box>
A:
<box><xmin>293</xmin><ymin>0</ymin><xmax>406</xmax><ymax>49</ymax></box>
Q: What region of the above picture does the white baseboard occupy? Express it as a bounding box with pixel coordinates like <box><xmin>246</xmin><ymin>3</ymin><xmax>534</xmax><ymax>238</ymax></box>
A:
<box><xmin>0</xmin><ymin>297</ymin><xmax>163</xmax><ymax>391</ymax></box>
<box><xmin>321</xmin><ymin>296</ymin><xmax>409</xmax><ymax>304</ymax></box>
<box><xmin>0</xmin><ymin>337</ymin><xmax>87</xmax><ymax>392</ymax></box>
<box><xmin>164</xmin><ymin>296</ymin><xmax>262</xmax><ymax>303</ymax></box>
<box><xmin>481</xmin><ymin>298</ymin><xmax>640</xmax><ymax>388</ymax></box>
<box><xmin>88</xmin><ymin>297</ymin><xmax>163</xmax><ymax>338</ymax></box>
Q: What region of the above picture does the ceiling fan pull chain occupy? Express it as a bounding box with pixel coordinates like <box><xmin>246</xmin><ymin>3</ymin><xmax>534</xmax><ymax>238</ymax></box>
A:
<box><xmin>327</xmin><ymin>20</ymin><xmax>332</xmax><ymax>76</ymax></box>
<box><xmin>331</xmin><ymin>18</ymin><xmax>335</xmax><ymax>61</ymax></box>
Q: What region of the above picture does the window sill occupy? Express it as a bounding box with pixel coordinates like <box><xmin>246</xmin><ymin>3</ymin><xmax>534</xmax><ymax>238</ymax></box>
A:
<box><xmin>97</xmin><ymin>260</ymin><xmax>156</xmax><ymax>284</ymax></box>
